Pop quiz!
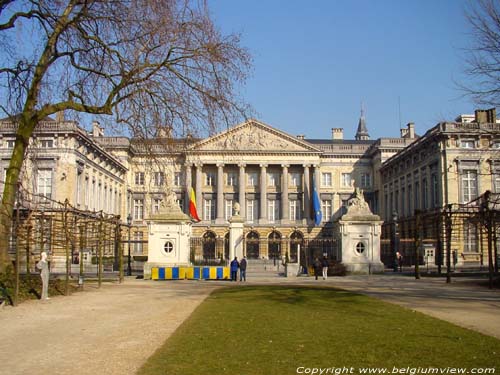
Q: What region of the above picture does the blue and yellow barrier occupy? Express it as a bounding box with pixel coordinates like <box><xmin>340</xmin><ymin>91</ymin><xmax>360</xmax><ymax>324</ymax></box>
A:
<box><xmin>151</xmin><ymin>266</ymin><xmax>229</xmax><ymax>280</ymax></box>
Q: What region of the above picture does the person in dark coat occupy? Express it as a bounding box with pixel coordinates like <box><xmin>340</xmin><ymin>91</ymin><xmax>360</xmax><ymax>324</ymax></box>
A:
<box><xmin>230</xmin><ymin>257</ymin><xmax>239</xmax><ymax>281</ymax></box>
<box><xmin>239</xmin><ymin>256</ymin><xmax>247</xmax><ymax>281</ymax></box>
<box><xmin>313</xmin><ymin>257</ymin><xmax>322</xmax><ymax>280</ymax></box>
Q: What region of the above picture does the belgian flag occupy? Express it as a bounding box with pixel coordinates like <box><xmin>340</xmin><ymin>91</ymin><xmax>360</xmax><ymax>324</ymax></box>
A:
<box><xmin>189</xmin><ymin>187</ymin><xmax>201</xmax><ymax>222</ymax></box>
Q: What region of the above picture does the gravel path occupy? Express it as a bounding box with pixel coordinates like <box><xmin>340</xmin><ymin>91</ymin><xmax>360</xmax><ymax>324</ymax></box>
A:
<box><xmin>0</xmin><ymin>279</ymin><xmax>218</xmax><ymax>375</ymax></box>
<box><xmin>1</xmin><ymin>274</ymin><xmax>499</xmax><ymax>375</ymax></box>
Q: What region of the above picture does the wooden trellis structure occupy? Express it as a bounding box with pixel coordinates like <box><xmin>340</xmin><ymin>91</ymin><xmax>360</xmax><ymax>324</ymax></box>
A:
<box><xmin>4</xmin><ymin>183</ymin><xmax>125</xmax><ymax>305</ymax></box>
<box><xmin>381</xmin><ymin>191</ymin><xmax>500</xmax><ymax>287</ymax></box>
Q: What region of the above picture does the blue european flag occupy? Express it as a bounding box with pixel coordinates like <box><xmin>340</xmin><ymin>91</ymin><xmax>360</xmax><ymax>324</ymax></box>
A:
<box><xmin>312</xmin><ymin>179</ymin><xmax>322</xmax><ymax>226</ymax></box>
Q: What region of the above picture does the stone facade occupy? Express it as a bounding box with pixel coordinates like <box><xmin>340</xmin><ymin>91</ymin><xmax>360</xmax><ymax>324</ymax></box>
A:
<box><xmin>380</xmin><ymin>108</ymin><xmax>500</xmax><ymax>266</ymax></box>
<box><xmin>2</xmin><ymin>109</ymin><xmax>499</xmax><ymax>268</ymax></box>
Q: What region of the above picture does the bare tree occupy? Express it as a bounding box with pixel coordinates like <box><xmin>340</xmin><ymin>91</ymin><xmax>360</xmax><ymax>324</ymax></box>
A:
<box><xmin>0</xmin><ymin>0</ymin><xmax>251</xmax><ymax>273</ymax></box>
<box><xmin>463</xmin><ymin>0</ymin><xmax>500</xmax><ymax>107</ymax></box>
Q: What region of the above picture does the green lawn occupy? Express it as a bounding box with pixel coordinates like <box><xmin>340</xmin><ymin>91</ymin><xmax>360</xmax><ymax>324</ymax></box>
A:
<box><xmin>138</xmin><ymin>286</ymin><xmax>500</xmax><ymax>375</ymax></box>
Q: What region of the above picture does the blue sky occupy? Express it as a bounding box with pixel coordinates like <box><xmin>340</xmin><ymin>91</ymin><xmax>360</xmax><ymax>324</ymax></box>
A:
<box><xmin>210</xmin><ymin>0</ymin><xmax>477</xmax><ymax>140</ymax></box>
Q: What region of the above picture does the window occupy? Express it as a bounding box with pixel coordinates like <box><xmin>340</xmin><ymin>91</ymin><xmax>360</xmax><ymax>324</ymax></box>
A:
<box><xmin>225</xmin><ymin>200</ymin><xmax>233</xmax><ymax>220</ymax></box>
<box><xmin>37</xmin><ymin>169</ymin><xmax>52</xmax><ymax>200</ymax></box>
<box><xmin>493</xmin><ymin>141</ymin><xmax>500</xmax><ymax>149</ymax></box>
<box><xmin>414</xmin><ymin>181</ymin><xmax>420</xmax><ymax>210</ymax></box>
<box><xmin>104</xmin><ymin>185</ymin><xmax>108</xmax><ymax>212</ymax></box>
<box><xmin>135</xmin><ymin>172</ymin><xmax>144</xmax><ymax>185</ymax></box>
<box><xmin>163</xmin><ymin>241</ymin><xmax>174</xmax><ymax>254</ymax></box>
<box><xmin>422</xmin><ymin>179</ymin><xmax>428</xmax><ymax>209</ymax></box>
<box><xmin>407</xmin><ymin>185</ymin><xmax>412</xmax><ymax>215</ymax></box>
<box><xmin>6</xmin><ymin>140</ymin><xmax>15</xmax><ymax>148</ymax></box>
<box><xmin>133</xmin><ymin>231</ymin><xmax>143</xmax><ymax>254</ymax></box>
<box><xmin>92</xmin><ymin>179</ymin><xmax>96</xmax><ymax>211</ymax></box>
<box><xmin>431</xmin><ymin>173</ymin><xmax>439</xmax><ymax>208</ymax></box>
<box><xmin>97</xmin><ymin>182</ymin><xmax>102</xmax><ymax>211</ymax></box>
<box><xmin>153</xmin><ymin>198</ymin><xmax>162</xmax><ymax>214</ymax></box>
<box><xmin>84</xmin><ymin>176</ymin><xmax>90</xmax><ymax>209</ymax></box>
<box><xmin>268</xmin><ymin>172</ymin><xmax>280</xmax><ymax>187</ymax></box>
<box><xmin>342</xmin><ymin>173</ymin><xmax>352</xmax><ymax>187</ymax></box>
<box><xmin>133</xmin><ymin>199</ymin><xmax>144</xmax><ymax>220</ymax></box>
<box><xmin>461</xmin><ymin>170</ymin><xmax>478</xmax><ymax>203</ymax></box>
<box><xmin>355</xmin><ymin>242</ymin><xmax>365</xmax><ymax>254</ymax></box>
<box><xmin>247</xmin><ymin>172</ymin><xmax>259</xmax><ymax>187</ymax></box>
<box><xmin>341</xmin><ymin>199</ymin><xmax>349</xmax><ymax>215</ymax></box>
<box><xmin>76</xmin><ymin>170</ymin><xmax>83</xmax><ymax>206</ymax></box>
<box><xmin>290</xmin><ymin>200</ymin><xmax>302</xmax><ymax>221</ymax></box>
<box><xmin>321</xmin><ymin>172</ymin><xmax>332</xmax><ymax>187</ymax></box>
<box><xmin>246</xmin><ymin>200</ymin><xmax>257</xmax><ymax>222</ymax></box>
<box><xmin>40</xmin><ymin>139</ymin><xmax>54</xmax><ymax>148</ymax></box>
<box><xmin>268</xmin><ymin>200</ymin><xmax>279</xmax><ymax>222</ymax></box>
<box><xmin>464</xmin><ymin>220</ymin><xmax>478</xmax><ymax>252</ymax></box>
<box><xmin>154</xmin><ymin>172</ymin><xmax>164</xmax><ymax>187</ymax></box>
<box><xmin>401</xmin><ymin>188</ymin><xmax>405</xmax><ymax>216</ymax></box>
<box><xmin>461</xmin><ymin>140</ymin><xmax>475</xmax><ymax>149</ymax></box>
<box><xmin>174</xmin><ymin>172</ymin><xmax>183</xmax><ymax>186</ymax></box>
<box><xmin>227</xmin><ymin>172</ymin><xmax>238</xmax><ymax>187</ymax></box>
<box><xmin>360</xmin><ymin>173</ymin><xmax>371</xmax><ymax>188</ymax></box>
<box><xmin>205</xmin><ymin>172</ymin><xmax>216</xmax><ymax>186</ymax></box>
<box><xmin>290</xmin><ymin>173</ymin><xmax>301</xmax><ymax>187</ymax></box>
<box><xmin>494</xmin><ymin>174</ymin><xmax>500</xmax><ymax>193</ymax></box>
<box><xmin>321</xmin><ymin>200</ymin><xmax>331</xmax><ymax>222</ymax></box>
<box><xmin>203</xmin><ymin>199</ymin><xmax>215</xmax><ymax>220</ymax></box>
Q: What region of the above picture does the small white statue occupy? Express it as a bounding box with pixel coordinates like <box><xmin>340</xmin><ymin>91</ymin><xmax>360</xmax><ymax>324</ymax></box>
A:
<box><xmin>233</xmin><ymin>202</ymin><xmax>241</xmax><ymax>216</ymax></box>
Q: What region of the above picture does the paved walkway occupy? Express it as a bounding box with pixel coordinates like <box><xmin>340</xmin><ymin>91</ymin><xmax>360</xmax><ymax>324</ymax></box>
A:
<box><xmin>0</xmin><ymin>274</ymin><xmax>498</xmax><ymax>375</ymax></box>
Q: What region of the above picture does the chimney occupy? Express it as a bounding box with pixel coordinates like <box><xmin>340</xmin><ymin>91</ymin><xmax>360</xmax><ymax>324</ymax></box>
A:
<box><xmin>92</xmin><ymin>121</ymin><xmax>104</xmax><ymax>137</ymax></box>
<box><xmin>475</xmin><ymin>108</ymin><xmax>496</xmax><ymax>124</ymax></box>
<box><xmin>55</xmin><ymin>111</ymin><xmax>65</xmax><ymax>123</ymax></box>
<box><xmin>297</xmin><ymin>134</ymin><xmax>305</xmax><ymax>140</ymax></box>
<box><xmin>332</xmin><ymin>128</ymin><xmax>343</xmax><ymax>140</ymax></box>
<box><xmin>400</xmin><ymin>122</ymin><xmax>415</xmax><ymax>139</ymax></box>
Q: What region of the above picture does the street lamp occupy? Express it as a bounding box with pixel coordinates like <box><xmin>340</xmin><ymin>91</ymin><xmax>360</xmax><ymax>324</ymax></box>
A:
<box><xmin>127</xmin><ymin>213</ymin><xmax>132</xmax><ymax>276</ymax></box>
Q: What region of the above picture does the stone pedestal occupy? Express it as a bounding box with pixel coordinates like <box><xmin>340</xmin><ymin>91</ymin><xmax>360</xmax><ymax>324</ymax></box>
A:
<box><xmin>337</xmin><ymin>188</ymin><xmax>384</xmax><ymax>274</ymax></box>
<box><xmin>284</xmin><ymin>263</ymin><xmax>300</xmax><ymax>277</ymax></box>
<box><xmin>144</xmin><ymin>191</ymin><xmax>192</xmax><ymax>279</ymax></box>
<box><xmin>229</xmin><ymin>214</ymin><xmax>244</xmax><ymax>260</ymax></box>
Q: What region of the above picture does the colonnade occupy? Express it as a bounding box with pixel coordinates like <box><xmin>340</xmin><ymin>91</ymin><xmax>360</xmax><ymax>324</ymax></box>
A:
<box><xmin>183</xmin><ymin>162</ymin><xmax>321</xmax><ymax>223</ymax></box>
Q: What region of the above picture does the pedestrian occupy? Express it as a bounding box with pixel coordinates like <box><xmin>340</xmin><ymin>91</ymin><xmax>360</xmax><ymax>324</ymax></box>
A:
<box><xmin>230</xmin><ymin>256</ymin><xmax>239</xmax><ymax>282</ymax></box>
<box><xmin>396</xmin><ymin>251</ymin><xmax>403</xmax><ymax>272</ymax></box>
<box><xmin>313</xmin><ymin>257</ymin><xmax>322</xmax><ymax>280</ymax></box>
<box><xmin>239</xmin><ymin>256</ymin><xmax>247</xmax><ymax>282</ymax></box>
<box><xmin>321</xmin><ymin>256</ymin><xmax>329</xmax><ymax>280</ymax></box>
<box><xmin>36</xmin><ymin>251</ymin><xmax>50</xmax><ymax>300</ymax></box>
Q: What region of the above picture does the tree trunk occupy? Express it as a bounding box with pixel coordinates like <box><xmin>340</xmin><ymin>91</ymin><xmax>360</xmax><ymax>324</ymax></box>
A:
<box><xmin>0</xmin><ymin>116</ymin><xmax>36</xmax><ymax>273</ymax></box>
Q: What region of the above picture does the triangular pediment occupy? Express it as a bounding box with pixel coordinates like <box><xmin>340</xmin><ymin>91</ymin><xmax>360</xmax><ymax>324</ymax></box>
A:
<box><xmin>189</xmin><ymin>119</ymin><xmax>321</xmax><ymax>153</ymax></box>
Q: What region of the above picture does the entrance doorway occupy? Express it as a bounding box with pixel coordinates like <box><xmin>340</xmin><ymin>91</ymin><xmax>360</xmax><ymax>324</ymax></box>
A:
<box><xmin>246</xmin><ymin>231</ymin><xmax>260</xmax><ymax>259</ymax></box>
<box><xmin>268</xmin><ymin>230</ymin><xmax>282</xmax><ymax>261</ymax></box>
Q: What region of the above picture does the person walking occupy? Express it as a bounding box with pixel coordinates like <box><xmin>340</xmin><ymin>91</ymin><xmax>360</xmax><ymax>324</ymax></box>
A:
<box><xmin>313</xmin><ymin>257</ymin><xmax>322</xmax><ymax>280</ymax></box>
<box><xmin>37</xmin><ymin>251</ymin><xmax>50</xmax><ymax>300</ymax></box>
<box><xmin>396</xmin><ymin>251</ymin><xmax>403</xmax><ymax>272</ymax></box>
<box><xmin>230</xmin><ymin>256</ymin><xmax>240</xmax><ymax>282</ymax></box>
<box><xmin>321</xmin><ymin>256</ymin><xmax>329</xmax><ymax>280</ymax></box>
<box><xmin>239</xmin><ymin>256</ymin><xmax>247</xmax><ymax>282</ymax></box>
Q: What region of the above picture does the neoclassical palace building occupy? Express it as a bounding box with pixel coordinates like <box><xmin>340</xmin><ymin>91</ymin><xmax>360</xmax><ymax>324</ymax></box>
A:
<box><xmin>1</xmin><ymin>108</ymin><xmax>499</xmax><ymax>268</ymax></box>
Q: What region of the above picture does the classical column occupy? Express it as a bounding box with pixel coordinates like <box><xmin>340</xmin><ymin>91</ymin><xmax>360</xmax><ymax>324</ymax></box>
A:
<box><xmin>239</xmin><ymin>163</ymin><xmax>246</xmax><ymax>219</ymax></box>
<box><xmin>216</xmin><ymin>163</ymin><xmax>225</xmax><ymax>223</ymax></box>
<box><xmin>313</xmin><ymin>164</ymin><xmax>320</xmax><ymax>192</ymax></box>
<box><xmin>260</xmin><ymin>164</ymin><xmax>267</xmax><ymax>223</ymax></box>
<box><xmin>184</xmin><ymin>164</ymin><xmax>192</xmax><ymax>213</ymax></box>
<box><xmin>281</xmin><ymin>164</ymin><xmax>289</xmax><ymax>222</ymax></box>
<box><xmin>303</xmin><ymin>164</ymin><xmax>310</xmax><ymax>223</ymax></box>
<box><xmin>195</xmin><ymin>163</ymin><xmax>203</xmax><ymax>220</ymax></box>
